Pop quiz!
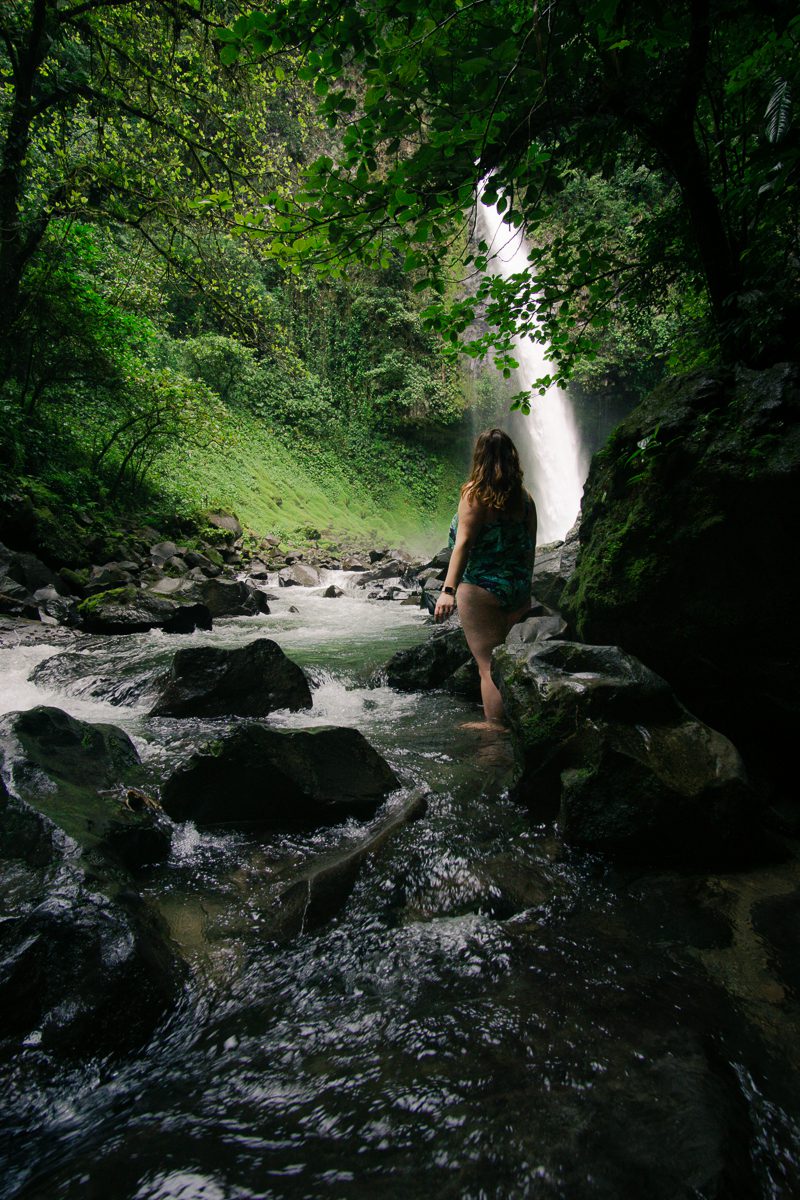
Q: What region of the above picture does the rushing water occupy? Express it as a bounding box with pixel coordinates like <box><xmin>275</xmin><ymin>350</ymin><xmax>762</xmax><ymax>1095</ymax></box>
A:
<box><xmin>475</xmin><ymin>200</ymin><xmax>587</xmax><ymax>545</ymax></box>
<box><xmin>2</xmin><ymin>581</ymin><xmax>800</xmax><ymax>1199</ymax></box>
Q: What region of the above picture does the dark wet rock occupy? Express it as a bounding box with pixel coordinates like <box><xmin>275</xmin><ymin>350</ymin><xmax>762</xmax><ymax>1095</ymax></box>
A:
<box><xmin>33</xmin><ymin>585</ymin><xmax>78</xmax><ymax>626</ymax></box>
<box><xmin>271</xmin><ymin>789</ymin><xmax>429</xmax><ymax>939</ymax></box>
<box><xmin>561</xmin><ymin>363</ymin><xmax>800</xmax><ymax>783</ymax></box>
<box><xmin>0</xmin><ymin>542</ymin><xmax>60</xmax><ymax>594</ymax></box>
<box><xmin>381</xmin><ymin>628</ymin><xmax>472</xmax><ymax>691</ymax></box>
<box><xmin>497</xmin><ymin>640</ymin><xmax>683</xmax><ymax>761</ymax></box>
<box><xmin>1</xmin><ymin>543</ymin><xmax>65</xmax><ymax>618</ymax></box>
<box><xmin>0</xmin><ymin>769</ymin><xmax>55</xmax><ymax>866</ymax></box>
<box><xmin>494</xmin><ymin>639</ymin><xmax>756</xmax><ymax>862</ymax></box>
<box><xmin>356</xmin><ymin>558</ymin><xmax>413</xmax><ymax>586</ymax></box>
<box><xmin>368</xmin><ymin>549</ymin><xmax>387</xmax><ymax>563</ymax></box>
<box><xmin>85</xmin><ymin>564</ymin><xmax>137</xmax><ymax>595</ymax></box>
<box><xmin>205</xmin><ymin>511</ymin><xmax>242</xmax><ymax>539</ymax></box>
<box><xmin>442</xmin><ymin>658</ymin><xmax>481</xmax><ymax>701</ymax></box>
<box><xmin>189</xmin><ymin>577</ymin><xmax>268</xmax><ymax>618</ymax></box>
<box><xmin>163</xmin><ymin>555</ymin><xmax>190</xmax><ymax>575</ymax></box>
<box><xmin>149</xmin><ymin>540</ymin><xmax>180</xmax><ymax>565</ymax></box>
<box><xmin>163</xmin><ymin>602</ymin><xmax>215</xmax><ymax>634</ymax></box>
<box><xmin>288</xmin><ymin>604</ymin><xmax>300</xmax><ymax>613</ymax></box>
<box><xmin>30</xmin><ymin>650</ymin><xmax>157</xmax><ymax>708</ymax></box>
<box><xmin>532</xmin><ymin>520</ymin><xmax>580</xmax><ymax>609</ymax></box>
<box><xmin>198</xmin><ymin>544</ymin><xmax>225</xmax><ymax>567</ymax></box>
<box><xmin>76</xmin><ymin>586</ymin><xmax>213</xmax><ymax>634</ymax></box>
<box><xmin>322</xmin><ymin>584</ymin><xmax>343</xmax><ymax>598</ymax></box>
<box><xmin>0</xmin><ymin>707</ymin><xmax>170</xmax><ymax>869</ymax></box>
<box><xmin>751</xmin><ymin>889</ymin><xmax>800</xmax><ymax>997</ymax></box>
<box><xmin>57</xmin><ymin>565</ymin><xmax>90</xmax><ymax>595</ymax></box>
<box><xmin>0</xmin><ymin>581</ymin><xmax>37</xmax><ymax>618</ymax></box>
<box><xmin>0</xmin><ymin>883</ymin><xmax>184</xmax><ymax>1055</ymax></box>
<box><xmin>420</xmin><ymin>578</ymin><xmax>442</xmax><ymax>615</ymax></box>
<box><xmin>505</xmin><ymin>612</ymin><xmax>568</xmax><ymax>646</ymax></box>
<box><xmin>558</xmin><ymin>727</ymin><xmax>752</xmax><ymax>862</ymax></box>
<box><xmin>368</xmin><ymin>585</ymin><xmax>411</xmax><ymax>602</ymax></box>
<box><xmin>247</xmin><ymin>559</ymin><xmax>271</xmax><ymax>580</ymax></box>
<box><xmin>148</xmin><ymin>576</ymin><xmax>186</xmax><ymax>596</ymax></box>
<box><xmin>278</xmin><ymin>563</ymin><xmax>320</xmax><ymax>588</ymax></box>
<box><xmin>417</xmin><ymin>569</ymin><xmax>444</xmax><ymax>592</ymax></box>
<box><xmin>0</xmin><ymin>616</ymin><xmax>79</xmax><ymax>650</ymax></box>
<box><xmin>161</xmin><ymin>724</ymin><xmax>399</xmax><ymax>828</ymax></box>
<box><xmin>421</xmin><ymin>546</ymin><xmax>451</xmax><ymax>572</ymax></box>
<box><xmin>150</xmin><ymin>638</ymin><xmax>312</xmax><ymax>719</ymax></box>
<box><xmin>184</xmin><ymin>549</ymin><xmax>221</xmax><ymax>576</ymax></box>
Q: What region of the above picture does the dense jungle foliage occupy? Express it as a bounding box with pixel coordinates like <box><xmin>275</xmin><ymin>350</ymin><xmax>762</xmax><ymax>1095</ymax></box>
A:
<box><xmin>2</xmin><ymin>1</ymin><xmax>796</xmax><ymax>549</ymax></box>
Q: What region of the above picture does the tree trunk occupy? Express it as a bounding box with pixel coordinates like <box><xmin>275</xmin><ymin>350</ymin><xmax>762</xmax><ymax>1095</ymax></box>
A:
<box><xmin>654</xmin><ymin>122</ymin><xmax>741</xmax><ymax>357</ymax></box>
<box><xmin>0</xmin><ymin>1</ymin><xmax>53</xmax><ymax>370</ymax></box>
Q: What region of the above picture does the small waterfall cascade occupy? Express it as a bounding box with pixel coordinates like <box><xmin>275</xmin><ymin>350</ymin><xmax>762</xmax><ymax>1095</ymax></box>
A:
<box><xmin>475</xmin><ymin>200</ymin><xmax>587</xmax><ymax>544</ymax></box>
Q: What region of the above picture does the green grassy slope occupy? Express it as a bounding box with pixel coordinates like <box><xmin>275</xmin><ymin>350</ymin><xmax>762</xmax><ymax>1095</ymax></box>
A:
<box><xmin>157</xmin><ymin>406</ymin><xmax>466</xmax><ymax>553</ymax></box>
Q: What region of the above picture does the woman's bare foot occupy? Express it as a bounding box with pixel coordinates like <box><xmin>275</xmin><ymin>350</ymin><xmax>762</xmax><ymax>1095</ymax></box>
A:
<box><xmin>459</xmin><ymin>718</ymin><xmax>507</xmax><ymax>732</ymax></box>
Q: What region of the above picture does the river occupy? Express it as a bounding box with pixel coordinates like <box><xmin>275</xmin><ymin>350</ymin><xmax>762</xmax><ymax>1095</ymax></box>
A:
<box><xmin>1</xmin><ymin>579</ymin><xmax>799</xmax><ymax>1198</ymax></box>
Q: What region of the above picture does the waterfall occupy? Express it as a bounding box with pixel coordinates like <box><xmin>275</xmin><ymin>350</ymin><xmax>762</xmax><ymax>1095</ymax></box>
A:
<box><xmin>474</xmin><ymin>200</ymin><xmax>587</xmax><ymax>545</ymax></box>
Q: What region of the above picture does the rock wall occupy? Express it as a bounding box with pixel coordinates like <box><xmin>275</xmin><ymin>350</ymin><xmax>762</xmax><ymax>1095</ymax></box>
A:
<box><xmin>560</xmin><ymin>363</ymin><xmax>800</xmax><ymax>786</ymax></box>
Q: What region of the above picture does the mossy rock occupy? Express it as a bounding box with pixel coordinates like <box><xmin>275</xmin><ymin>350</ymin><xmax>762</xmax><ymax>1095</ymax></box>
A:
<box><xmin>561</xmin><ymin>363</ymin><xmax>800</xmax><ymax>776</ymax></box>
<box><xmin>0</xmin><ymin>706</ymin><xmax>170</xmax><ymax>870</ymax></box>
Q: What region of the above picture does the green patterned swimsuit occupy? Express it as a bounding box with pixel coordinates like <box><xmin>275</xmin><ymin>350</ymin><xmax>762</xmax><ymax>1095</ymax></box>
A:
<box><xmin>448</xmin><ymin>493</ymin><xmax>536</xmax><ymax>609</ymax></box>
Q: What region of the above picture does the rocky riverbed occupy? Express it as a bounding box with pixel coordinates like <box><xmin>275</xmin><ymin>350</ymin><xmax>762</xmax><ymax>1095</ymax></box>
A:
<box><xmin>1</xmin><ymin>558</ymin><xmax>799</xmax><ymax>1197</ymax></box>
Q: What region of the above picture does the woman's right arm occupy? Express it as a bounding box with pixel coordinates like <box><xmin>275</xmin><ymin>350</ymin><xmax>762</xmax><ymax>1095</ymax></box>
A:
<box><xmin>434</xmin><ymin>492</ymin><xmax>484</xmax><ymax>622</ymax></box>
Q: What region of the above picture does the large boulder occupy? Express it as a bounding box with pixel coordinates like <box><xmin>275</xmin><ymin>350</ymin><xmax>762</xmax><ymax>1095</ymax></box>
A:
<box><xmin>85</xmin><ymin>562</ymin><xmax>139</xmax><ymax>593</ymax></box>
<box><xmin>0</xmin><ymin>707</ymin><xmax>170</xmax><ymax>869</ymax></box>
<box><xmin>76</xmin><ymin>586</ymin><xmax>212</xmax><ymax>634</ymax></box>
<box><xmin>278</xmin><ymin>563</ymin><xmax>321</xmax><ymax>588</ymax></box>
<box><xmin>193</xmin><ymin>577</ymin><xmax>270</xmax><ymax>617</ymax></box>
<box><xmin>150</xmin><ymin>638</ymin><xmax>312</xmax><ymax>718</ymax></box>
<box><xmin>205</xmin><ymin>511</ymin><xmax>243</xmax><ymax>540</ymax></box>
<box><xmin>493</xmin><ymin>639</ymin><xmax>756</xmax><ymax>863</ymax></box>
<box><xmin>0</xmin><ymin>542</ymin><xmax>65</xmax><ymax>618</ymax></box>
<box><xmin>161</xmin><ymin>724</ymin><xmax>399</xmax><ymax>828</ymax></box>
<box><xmin>560</xmin><ymin>363</ymin><xmax>800</xmax><ymax>784</ymax></box>
<box><xmin>0</xmin><ymin>884</ymin><xmax>183</xmax><ymax>1055</ymax></box>
<box><xmin>380</xmin><ymin>627</ymin><xmax>473</xmax><ymax>691</ymax></box>
<box><xmin>0</xmin><ymin>709</ymin><xmax>183</xmax><ymax>1056</ymax></box>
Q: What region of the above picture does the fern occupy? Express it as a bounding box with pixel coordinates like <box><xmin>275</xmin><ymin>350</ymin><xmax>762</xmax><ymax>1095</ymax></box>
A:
<box><xmin>765</xmin><ymin>78</ymin><xmax>792</xmax><ymax>145</ymax></box>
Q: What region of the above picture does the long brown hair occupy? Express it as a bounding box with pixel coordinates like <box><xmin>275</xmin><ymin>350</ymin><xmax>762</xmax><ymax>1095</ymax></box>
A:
<box><xmin>462</xmin><ymin>428</ymin><xmax>524</xmax><ymax>510</ymax></box>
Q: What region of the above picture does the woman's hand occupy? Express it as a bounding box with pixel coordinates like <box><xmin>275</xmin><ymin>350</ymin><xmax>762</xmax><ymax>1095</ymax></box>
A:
<box><xmin>434</xmin><ymin>590</ymin><xmax>456</xmax><ymax>622</ymax></box>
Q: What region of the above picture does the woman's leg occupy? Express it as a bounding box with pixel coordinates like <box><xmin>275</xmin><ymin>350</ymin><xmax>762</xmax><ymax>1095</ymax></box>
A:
<box><xmin>456</xmin><ymin>582</ymin><xmax>510</xmax><ymax>721</ymax></box>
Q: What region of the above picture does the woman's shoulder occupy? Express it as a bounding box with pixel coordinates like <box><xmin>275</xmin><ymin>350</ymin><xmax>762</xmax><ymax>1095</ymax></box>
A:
<box><xmin>459</xmin><ymin>484</ymin><xmax>489</xmax><ymax>514</ymax></box>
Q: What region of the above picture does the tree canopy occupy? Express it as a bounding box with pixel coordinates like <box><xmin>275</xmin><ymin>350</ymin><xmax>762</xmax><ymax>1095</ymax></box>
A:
<box><xmin>0</xmin><ymin>0</ymin><xmax>310</xmax><ymax>356</ymax></box>
<box><xmin>225</xmin><ymin>0</ymin><xmax>800</xmax><ymax>398</ymax></box>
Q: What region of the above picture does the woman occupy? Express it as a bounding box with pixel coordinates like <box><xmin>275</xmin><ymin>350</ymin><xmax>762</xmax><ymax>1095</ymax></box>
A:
<box><xmin>434</xmin><ymin>428</ymin><xmax>537</xmax><ymax>723</ymax></box>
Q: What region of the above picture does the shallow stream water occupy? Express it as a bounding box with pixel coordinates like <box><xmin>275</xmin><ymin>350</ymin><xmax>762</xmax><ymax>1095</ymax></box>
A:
<box><xmin>1</xmin><ymin>579</ymin><xmax>799</xmax><ymax>1199</ymax></box>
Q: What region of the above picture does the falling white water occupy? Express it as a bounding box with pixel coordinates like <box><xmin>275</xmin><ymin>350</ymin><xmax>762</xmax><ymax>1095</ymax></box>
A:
<box><xmin>475</xmin><ymin>200</ymin><xmax>587</xmax><ymax>544</ymax></box>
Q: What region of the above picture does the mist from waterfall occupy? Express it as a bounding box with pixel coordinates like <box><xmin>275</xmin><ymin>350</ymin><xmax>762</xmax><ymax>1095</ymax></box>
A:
<box><xmin>474</xmin><ymin>200</ymin><xmax>587</xmax><ymax>544</ymax></box>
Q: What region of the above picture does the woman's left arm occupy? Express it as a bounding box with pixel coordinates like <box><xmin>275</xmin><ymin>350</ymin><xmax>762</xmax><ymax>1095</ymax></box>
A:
<box><xmin>434</xmin><ymin>493</ymin><xmax>483</xmax><ymax>622</ymax></box>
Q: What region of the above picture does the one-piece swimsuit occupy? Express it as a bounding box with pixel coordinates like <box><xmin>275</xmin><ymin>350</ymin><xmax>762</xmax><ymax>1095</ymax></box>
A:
<box><xmin>448</xmin><ymin>493</ymin><xmax>536</xmax><ymax>610</ymax></box>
